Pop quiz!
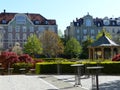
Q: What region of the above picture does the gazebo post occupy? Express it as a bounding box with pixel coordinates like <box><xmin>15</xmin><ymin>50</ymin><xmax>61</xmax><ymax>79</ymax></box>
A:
<box><xmin>101</xmin><ymin>48</ymin><xmax>104</xmax><ymax>60</ymax></box>
<box><xmin>111</xmin><ymin>47</ymin><xmax>114</xmax><ymax>60</ymax></box>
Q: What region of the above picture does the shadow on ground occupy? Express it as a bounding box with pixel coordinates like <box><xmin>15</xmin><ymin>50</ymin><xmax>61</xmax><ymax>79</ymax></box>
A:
<box><xmin>98</xmin><ymin>80</ymin><xmax>120</xmax><ymax>90</ymax></box>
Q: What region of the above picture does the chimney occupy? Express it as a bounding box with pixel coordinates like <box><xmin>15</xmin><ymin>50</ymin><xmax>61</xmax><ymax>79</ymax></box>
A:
<box><xmin>3</xmin><ymin>9</ymin><xmax>6</xmax><ymax>13</ymax></box>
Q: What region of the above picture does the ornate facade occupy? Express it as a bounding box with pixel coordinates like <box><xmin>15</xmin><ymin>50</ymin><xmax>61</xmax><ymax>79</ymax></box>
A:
<box><xmin>0</xmin><ymin>10</ymin><xmax>57</xmax><ymax>50</ymax></box>
<box><xmin>65</xmin><ymin>13</ymin><xmax>120</xmax><ymax>44</ymax></box>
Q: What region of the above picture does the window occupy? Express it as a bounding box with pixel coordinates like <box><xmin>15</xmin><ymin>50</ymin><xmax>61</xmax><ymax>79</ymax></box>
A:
<box><xmin>76</xmin><ymin>29</ymin><xmax>79</xmax><ymax>34</ymax></box>
<box><xmin>15</xmin><ymin>33</ymin><xmax>20</xmax><ymax>40</ymax></box>
<box><xmin>103</xmin><ymin>20</ymin><xmax>110</xmax><ymax>25</ymax></box>
<box><xmin>8</xmin><ymin>33</ymin><xmax>12</xmax><ymax>40</ymax></box>
<box><xmin>8</xmin><ymin>26</ymin><xmax>12</xmax><ymax>32</ymax></box>
<box><xmin>112</xmin><ymin>22</ymin><xmax>115</xmax><ymax>25</ymax></box>
<box><xmin>83</xmin><ymin>29</ymin><xmax>87</xmax><ymax>35</ymax></box>
<box><xmin>91</xmin><ymin>36</ymin><xmax>95</xmax><ymax>40</ymax></box>
<box><xmin>35</xmin><ymin>20</ymin><xmax>40</xmax><ymax>25</ymax></box>
<box><xmin>23</xmin><ymin>26</ymin><xmax>26</xmax><ymax>32</ymax></box>
<box><xmin>77</xmin><ymin>35</ymin><xmax>80</xmax><ymax>40</ymax></box>
<box><xmin>77</xmin><ymin>23</ymin><xmax>79</xmax><ymax>26</ymax></box>
<box><xmin>23</xmin><ymin>33</ymin><xmax>27</xmax><ymax>40</ymax></box>
<box><xmin>86</xmin><ymin>19</ymin><xmax>91</xmax><ymax>26</ymax></box>
<box><xmin>98</xmin><ymin>23</ymin><xmax>100</xmax><ymax>26</ymax></box>
<box><xmin>45</xmin><ymin>21</ymin><xmax>48</xmax><ymax>24</ymax></box>
<box><xmin>15</xmin><ymin>26</ymin><xmax>20</xmax><ymax>32</ymax></box>
<box><xmin>16</xmin><ymin>15</ymin><xmax>26</xmax><ymax>24</ymax></box>
<box><xmin>2</xmin><ymin>20</ymin><xmax>7</xmax><ymax>24</ymax></box>
<box><xmin>91</xmin><ymin>29</ymin><xmax>95</xmax><ymax>35</ymax></box>
<box><xmin>38</xmin><ymin>27</ymin><xmax>44</xmax><ymax>32</ymax></box>
<box><xmin>117</xmin><ymin>20</ymin><xmax>120</xmax><ymax>25</ymax></box>
<box><xmin>30</xmin><ymin>26</ymin><xmax>34</xmax><ymax>32</ymax></box>
<box><xmin>83</xmin><ymin>36</ymin><xmax>87</xmax><ymax>41</ymax></box>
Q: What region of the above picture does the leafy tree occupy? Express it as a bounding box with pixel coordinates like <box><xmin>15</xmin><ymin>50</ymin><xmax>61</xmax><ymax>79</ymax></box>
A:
<box><xmin>80</xmin><ymin>36</ymin><xmax>94</xmax><ymax>59</ymax></box>
<box><xmin>40</xmin><ymin>30</ymin><xmax>64</xmax><ymax>57</ymax></box>
<box><xmin>64</xmin><ymin>37</ymin><xmax>82</xmax><ymax>58</ymax></box>
<box><xmin>96</xmin><ymin>29</ymin><xmax>112</xmax><ymax>40</ymax></box>
<box><xmin>23</xmin><ymin>34</ymin><xmax>42</xmax><ymax>56</ymax></box>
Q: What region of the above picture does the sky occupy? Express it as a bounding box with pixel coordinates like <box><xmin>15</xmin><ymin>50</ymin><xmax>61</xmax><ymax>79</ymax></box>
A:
<box><xmin>1</xmin><ymin>0</ymin><xmax>120</xmax><ymax>34</ymax></box>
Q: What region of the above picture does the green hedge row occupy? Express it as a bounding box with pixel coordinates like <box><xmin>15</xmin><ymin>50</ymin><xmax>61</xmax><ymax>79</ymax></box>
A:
<box><xmin>12</xmin><ymin>63</ymin><xmax>33</xmax><ymax>74</ymax></box>
<box><xmin>36</xmin><ymin>62</ymin><xmax>77</xmax><ymax>74</ymax></box>
<box><xmin>36</xmin><ymin>62</ymin><xmax>120</xmax><ymax>75</ymax></box>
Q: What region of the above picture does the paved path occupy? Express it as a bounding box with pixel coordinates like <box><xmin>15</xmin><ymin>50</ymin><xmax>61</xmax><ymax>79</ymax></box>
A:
<box><xmin>0</xmin><ymin>75</ymin><xmax>58</xmax><ymax>90</ymax></box>
<box><xmin>40</xmin><ymin>75</ymin><xmax>86</xmax><ymax>90</ymax></box>
<box><xmin>0</xmin><ymin>75</ymin><xmax>120</xmax><ymax>90</ymax></box>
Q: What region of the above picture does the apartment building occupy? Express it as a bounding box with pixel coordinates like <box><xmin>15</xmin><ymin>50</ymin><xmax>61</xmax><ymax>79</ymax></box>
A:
<box><xmin>65</xmin><ymin>13</ymin><xmax>120</xmax><ymax>44</ymax></box>
<box><xmin>0</xmin><ymin>10</ymin><xmax>57</xmax><ymax>50</ymax></box>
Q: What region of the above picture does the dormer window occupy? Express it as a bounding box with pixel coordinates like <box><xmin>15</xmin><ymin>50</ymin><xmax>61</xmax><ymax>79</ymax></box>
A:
<box><xmin>2</xmin><ymin>19</ymin><xmax>7</xmax><ymax>24</ymax></box>
<box><xmin>98</xmin><ymin>23</ymin><xmax>100</xmax><ymax>26</ymax></box>
<box><xmin>77</xmin><ymin>23</ymin><xmax>79</xmax><ymax>26</ymax></box>
<box><xmin>45</xmin><ymin>21</ymin><xmax>48</xmax><ymax>24</ymax></box>
<box><xmin>112</xmin><ymin>22</ymin><xmax>115</xmax><ymax>25</ymax></box>
<box><xmin>35</xmin><ymin>20</ymin><xmax>40</xmax><ymax>25</ymax></box>
<box><xmin>117</xmin><ymin>20</ymin><xmax>120</xmax><ymax>25</ymax></box>
<box><xmin>103</xmin><ymin>20</ymin><xmax>110</xmax><ymax>25</ymax></box>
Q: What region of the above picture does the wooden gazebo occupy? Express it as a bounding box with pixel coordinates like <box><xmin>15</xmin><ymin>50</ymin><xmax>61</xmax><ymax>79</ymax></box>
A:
<box><xmin>88</xmin><ymin>33</ymin><xmax>120</xmax><ymax>60</ymax></box>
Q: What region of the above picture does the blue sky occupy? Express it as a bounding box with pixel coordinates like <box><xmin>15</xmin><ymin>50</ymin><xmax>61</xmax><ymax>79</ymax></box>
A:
<box><xmin>0</xmin><ymin>0</ymin><xmax>120</xmax><ymax>33</ymax></box>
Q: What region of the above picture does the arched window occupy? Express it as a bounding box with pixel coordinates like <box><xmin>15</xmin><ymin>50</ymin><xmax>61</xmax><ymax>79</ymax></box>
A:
<box><xmin>86</xmin><ymin>19</ymin><xmax>91</xmax><ymax>26</ymax></box>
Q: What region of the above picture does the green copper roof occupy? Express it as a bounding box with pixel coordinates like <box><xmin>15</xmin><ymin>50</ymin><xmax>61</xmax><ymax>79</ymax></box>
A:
<box><xmin>91</xmin><ymin>33</ymin><xmax>119</xmax><ymax>47</ymax></box>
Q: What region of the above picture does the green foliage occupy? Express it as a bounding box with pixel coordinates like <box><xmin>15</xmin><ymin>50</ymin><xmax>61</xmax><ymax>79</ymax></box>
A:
<box><xmin>40</xmin><ymin>30</ymin><xmax>64</xmax><ymax>57</ymax></box>
<box><xmin>23</xmin><ymin>34</ymin><xmax>42</xmax><ymax>55</ymax></box>
<box><xmin>35</xmin><ymin>62</ymin><xmax>76</xmax><ymax>74</ymax></box>
<box><xmin>12</xmin><ymin>63</ymin><xmax>33</xmax><ymax>73</ymax></box>
<box><xmin>65</xmin><ymin>37</ymin><xmax>82</xmax><ymax>58</ymax></box>
<box><xmin>96</xmin><ymin>29</ymin><xmax>112</xmax><ymax>40</ymax></box>
<box><xmin>80</xmin><ymin>36</ymin><xmax>94</xmax><ymax>59</ymax></box>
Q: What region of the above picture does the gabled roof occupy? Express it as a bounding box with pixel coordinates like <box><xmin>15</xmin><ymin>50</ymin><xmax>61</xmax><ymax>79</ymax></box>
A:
<box><xmin>91</xmin><ymin>33</ymin><xmax>119</xmax><ymax>47</ymax></box>
<box><xmin>0</xmin><ymin>10</ymin><xmax>56</xmax><ymax>25</ymax></box>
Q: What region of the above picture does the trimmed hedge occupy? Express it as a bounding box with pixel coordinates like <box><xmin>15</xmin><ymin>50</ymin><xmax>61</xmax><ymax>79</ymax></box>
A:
<box><xmin>36</xmin><ymin>62</ymin><xmax>77</xmax><ymax>74</ymax></box>
<box><xmin>36</xmin><ymin>61</ymin><xmax>120</xmax><ymax>75</ymax></box>
<box><xmin>12</xmin><ymin>63</ymin><xmax>33</xmax><ymax>74</ymax></box>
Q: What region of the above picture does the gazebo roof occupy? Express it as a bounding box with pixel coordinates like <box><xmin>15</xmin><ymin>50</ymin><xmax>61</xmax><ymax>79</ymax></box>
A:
<box><xmin>91</xmin><ymin>33</ymin><xmax>119</xmax><ymax>47</ymax></box>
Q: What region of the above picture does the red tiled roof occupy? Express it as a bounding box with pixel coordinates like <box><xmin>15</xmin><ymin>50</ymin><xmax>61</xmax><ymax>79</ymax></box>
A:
<box><xmin>0</xmin><ymin>12</ymin><xmax>56</xmax><ymax>25</ymax></box>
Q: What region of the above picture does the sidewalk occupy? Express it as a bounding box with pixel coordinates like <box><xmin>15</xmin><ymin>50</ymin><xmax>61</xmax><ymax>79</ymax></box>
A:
<box><xmin>0</xmin><ymin>75</ymin><xmax>120</xmax><ymax>90</ymax></box>
<box><xmin>40</xmin><ymin>75</ymin><xmax>86</xmax><ymax>90</ymax></box>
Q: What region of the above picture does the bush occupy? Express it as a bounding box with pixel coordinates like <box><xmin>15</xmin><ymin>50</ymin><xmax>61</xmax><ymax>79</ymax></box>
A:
<box><xmin>112</xmin><ymin>54</ymin><xmax>120</xmax><ymax>61</ymax></box>
<box><xmin>0</xmin><ymin>51</ymin><xmax>34</xmax><ymax>70</ymax></box>
<box><xmin>36</xmin><ymin>62</ymin><xmax>77</xmax><ymax>74</ymax></box>
<box><xmin>36</xmin><ymin>61</ymin><xmax>120</xmax><ymax>75</ymax></box>
<box><xmin>12</xmin><ymin>63</ymin><xmax>33</xmax><ymax>74</ymax></box>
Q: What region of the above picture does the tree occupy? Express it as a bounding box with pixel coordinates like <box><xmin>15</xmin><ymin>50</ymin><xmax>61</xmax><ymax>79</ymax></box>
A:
<box><xmin>64</xmin><ymin>37</ymin><xmax>82</xmax><ymax>58</ymax></box>
<box><xmin>96</xmin><ymin>29</ymin><xmax>112</xmax><ymax>40</ymax></box>
<box><xmin>40</xmin><ymin>30</ymin><xmax>64</xmax><ymax>57</ymax></box>
<box><xmin>80</xmin><ymin>36</ymin><xmax>94</xmax><ymax>59</ymax></box>
<box><xmin>23</xmin><ymin>34</ymin><xmax>42</xmax><ymax>56</ymax></box>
